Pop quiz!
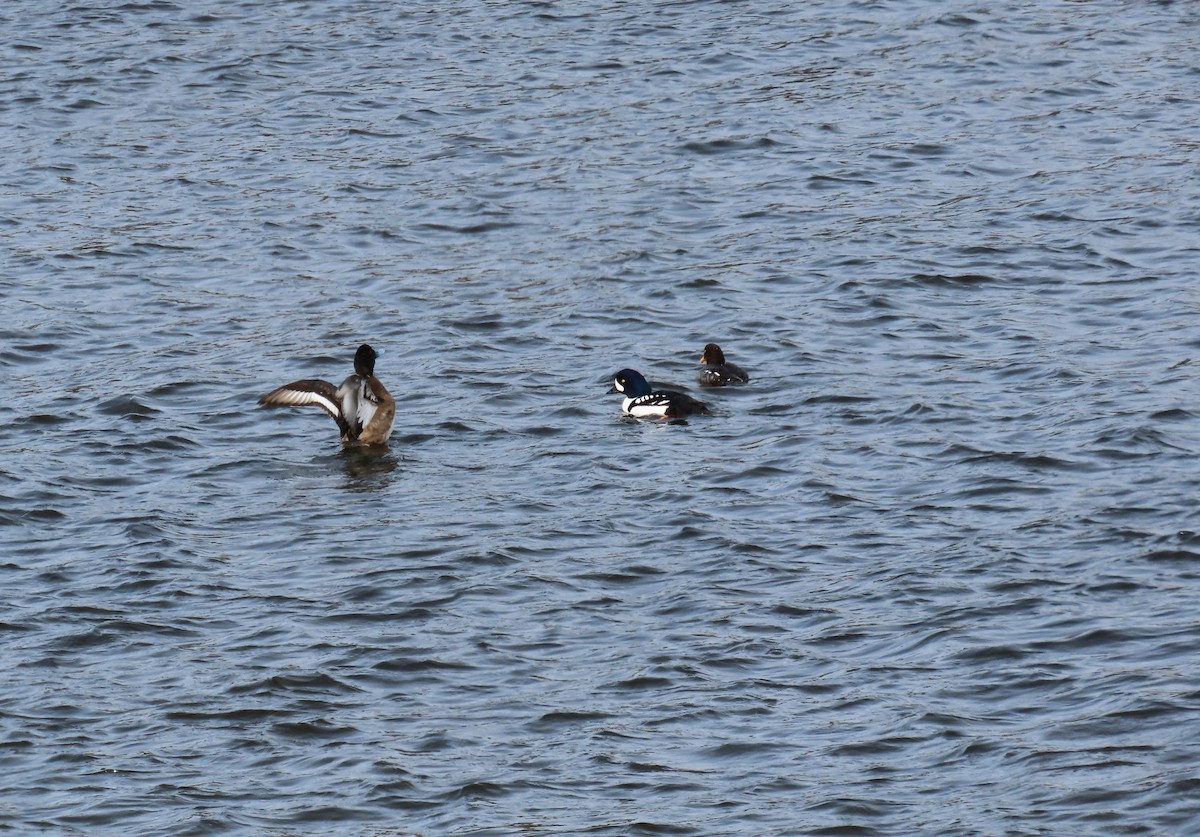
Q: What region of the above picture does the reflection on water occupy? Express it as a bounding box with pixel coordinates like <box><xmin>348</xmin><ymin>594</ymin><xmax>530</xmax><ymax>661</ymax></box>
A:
<box><xmin>339</xmin><ymin>446</ymin><xmax>402</xmax><ymax>490</ymax></box>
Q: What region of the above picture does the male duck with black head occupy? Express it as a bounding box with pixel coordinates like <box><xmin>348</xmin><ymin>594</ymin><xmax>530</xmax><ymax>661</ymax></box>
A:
<box><xmin>259</xmin><ymin>343</ymin><xmax>396</xmax><ymax>446</ymax></box>
<box><xmin>608</xmin><ymin>368</ymin><xmax>710</xmax><ymax>419</ymax></box>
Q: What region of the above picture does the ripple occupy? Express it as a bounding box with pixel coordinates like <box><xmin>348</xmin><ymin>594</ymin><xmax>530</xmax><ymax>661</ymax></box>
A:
<box><xmin>1</xmin><ymin>1</ymin><xmax>1199</xmax><ymax>835</ymax></box>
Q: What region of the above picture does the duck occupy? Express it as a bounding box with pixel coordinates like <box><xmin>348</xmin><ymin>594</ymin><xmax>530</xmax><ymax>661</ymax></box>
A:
<box><xmin>607</xmin><ymin>368</ymin><xmax>710</xmax><ymax>418</ymax></box>
<box><xmin>697</xmin><ymin>343</ymin><xmax>749</xmax><ymax>387</ymax></box>
<box><xmin>259</xmin><ymin>343</ymin><xmax>396</xmax><ymax>446</ymax></box>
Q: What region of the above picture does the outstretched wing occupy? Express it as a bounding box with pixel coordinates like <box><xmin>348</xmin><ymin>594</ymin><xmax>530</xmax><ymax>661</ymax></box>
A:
<box><xmin>258</xmin><ymin>379</ymin><xmax>351</xmax><ymax>439</ymax></box>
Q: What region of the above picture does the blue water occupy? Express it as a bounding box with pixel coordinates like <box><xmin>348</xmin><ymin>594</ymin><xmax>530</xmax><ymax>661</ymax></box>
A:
<box><xmin>3</xmin><ymin>1</ymin><xmax>1200</xmax><ymax>834</ymax></box>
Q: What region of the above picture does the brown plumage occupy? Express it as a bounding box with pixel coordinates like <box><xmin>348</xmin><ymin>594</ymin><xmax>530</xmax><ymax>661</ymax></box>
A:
<box><xmin>259</xmin><ymin>344</ymin><xmax>396</xmax><ymax>446</ymax></box>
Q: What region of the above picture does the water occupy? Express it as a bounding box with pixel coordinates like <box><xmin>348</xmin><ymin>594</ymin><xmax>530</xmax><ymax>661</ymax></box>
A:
<box><xmin>3</xmin><ymin>1</ymin><xmax>1200</xmax><ymax>834</ymax></box>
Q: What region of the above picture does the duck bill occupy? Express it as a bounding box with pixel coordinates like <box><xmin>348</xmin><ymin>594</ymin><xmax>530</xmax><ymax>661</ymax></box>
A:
<box><xmin>606</xmin><ymin>384</ymin><xmax>619</xmax><ymax>394</ymax></box>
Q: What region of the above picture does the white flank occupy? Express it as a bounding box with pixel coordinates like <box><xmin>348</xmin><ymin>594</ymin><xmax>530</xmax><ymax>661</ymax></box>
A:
<box><xmin>625</xmin><ymin>396</ymin><xmax>669</xmax><ymax>417</ymax></box>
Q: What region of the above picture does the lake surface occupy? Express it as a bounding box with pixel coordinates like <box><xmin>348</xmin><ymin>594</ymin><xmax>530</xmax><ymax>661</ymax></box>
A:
<box><xmin>3</xmin><ymin>1</ymin><xmax>1200</xmax><ymax>834</ymax></box>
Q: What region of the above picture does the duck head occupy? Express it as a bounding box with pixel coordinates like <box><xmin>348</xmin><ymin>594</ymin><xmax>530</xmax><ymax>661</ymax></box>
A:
<box><xmin>608</xmin><ymin>368</ymin><xmax>652</xmax><ymax>397</ymax></box>
<box><xmin>354</xmin><ymin>344</ymin><xmax>378</xmax><ymax>377</ymax></box>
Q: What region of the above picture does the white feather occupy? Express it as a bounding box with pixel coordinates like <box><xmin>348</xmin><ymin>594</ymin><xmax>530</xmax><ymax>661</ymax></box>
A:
<box><xmin>624</xmin><ymin>395</ymin><xmax>670</xmax><ymax>417</ymax></box>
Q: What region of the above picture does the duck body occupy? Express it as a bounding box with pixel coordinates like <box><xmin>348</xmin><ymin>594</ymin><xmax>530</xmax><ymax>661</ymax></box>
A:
<box><xmin>608</xmin><ymin>368</ymin><xmax>710</xmax><ymax>419</ymax></box>
<box><xmin>697</xmin><ymin>342</ymin><xmax>749</xmax><ymax>387</ymax></box>
<box><xmin>259</xmin><ymin>343</ymin><xmax>396</xmax><ymax>446</ymax></box>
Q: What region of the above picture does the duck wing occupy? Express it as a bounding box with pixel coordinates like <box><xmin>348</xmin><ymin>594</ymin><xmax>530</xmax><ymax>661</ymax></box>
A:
<box><xmin>666</xmin><ymin>391</ymin><xmax>710</xmax><ymax>417</ymax></box>
<box><xmin>354</xmin><ymin>378</ymin><xmax>379</xmax><ymax>436</ymax></box>
<box><xmin>259</xmin><ymin>378</ymin><xmax>352</xmax><ymax>440</ymax></box>
<box><xmin>725</xmin><ymin>363</ymin><xmax>750</xmax><ymax>384</ymax></box>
